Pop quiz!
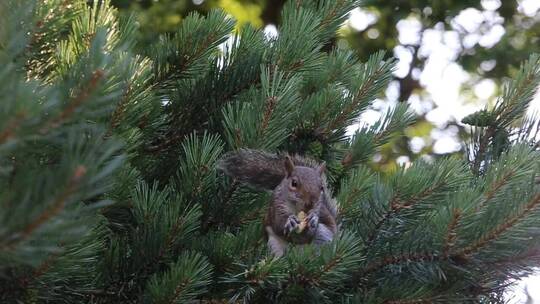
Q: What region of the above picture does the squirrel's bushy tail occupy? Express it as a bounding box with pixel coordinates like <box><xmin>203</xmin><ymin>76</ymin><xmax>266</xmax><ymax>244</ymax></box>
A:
<box><xmin>217</xmin><ymin>149</ymin><xmax>339</xmax><ymax>219</ymax></box>
<box><xmin>217</xmin><ymin>149</ymin><xmax>287</xmax><ymax>190</ymax></box>
<box><xmin>217</xmin><ymin>149</ymin><xmax>323</xmax><ymax>190</ymax></box>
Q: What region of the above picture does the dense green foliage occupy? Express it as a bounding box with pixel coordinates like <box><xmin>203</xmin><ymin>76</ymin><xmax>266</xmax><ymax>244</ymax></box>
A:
<box><xmin>1</xmin><ymin>0</ymin><xmax>539</xmax><ymax>303</ymax></box>
<box><xmin>111</xmin><ymin>0</ymin><xmax>540</xmax><ymax>168</ymax></box>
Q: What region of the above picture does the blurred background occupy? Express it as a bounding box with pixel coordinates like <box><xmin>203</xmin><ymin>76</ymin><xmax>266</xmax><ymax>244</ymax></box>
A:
<box><xmin>110</xmin><ymin>0</ymin><xmax>540</xmax><ymax>302</ymax></box>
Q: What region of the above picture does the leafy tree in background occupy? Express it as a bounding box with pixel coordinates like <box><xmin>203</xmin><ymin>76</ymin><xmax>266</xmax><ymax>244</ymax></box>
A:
<box><xmin>1</xmin><ymin>0</ymin><xmax>540</xmax><ymax>303</ymax></box>
<box><xmin>111</xmin><ymin>0</ymin><xmax>540</xmax><ymax>170</ymax></box>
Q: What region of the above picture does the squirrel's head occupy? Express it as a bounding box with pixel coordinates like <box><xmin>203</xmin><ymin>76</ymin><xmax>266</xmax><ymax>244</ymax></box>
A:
<box><xmin>283</xmin><ymin>156</ymin><xmax>326</xmax><ymax>211</ymax></box>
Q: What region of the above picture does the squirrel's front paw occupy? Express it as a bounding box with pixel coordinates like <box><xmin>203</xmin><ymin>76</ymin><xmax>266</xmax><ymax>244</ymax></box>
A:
<box><xmin>307</xmin><ymin>212</ymin><xmax>319</xmax><ymax>230</ymax></box>
<box><xmin>284</xmin><ymin>215</ymin><xmax>300</xmax><ymax>235</ymax></box>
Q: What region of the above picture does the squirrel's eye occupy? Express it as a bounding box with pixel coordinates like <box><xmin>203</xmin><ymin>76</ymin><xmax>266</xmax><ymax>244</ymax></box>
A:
<box><xmin>291</xmin><ymin>179</ymin><xmax>298</xmax><ymax>188</ymax></box>
<box><xmin>320</xmin><ymin>186</ymin><xmax>324</xmax><ymax>191</ymax></box>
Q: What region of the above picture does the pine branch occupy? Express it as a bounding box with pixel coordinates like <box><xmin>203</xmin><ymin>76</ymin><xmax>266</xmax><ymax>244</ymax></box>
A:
<box><xmin>155</xmin><ymin>33</ymin><xmax>218</xmax><ymax>83</ymax></box>
<box><xmin>494</xmin><ymin>54</ymin><xmax>540</xmax><ymax>129</ymax></box>
<box><xmin>384</xmin><ymin>298</ymin><xmax>433</xmax><ymax>304</ymax></box>
<box><xmin>152</xmin><ymin>10</ymin><xmax>234</xmax><ymax>83</ymax></box>
<box><xmin>359</xmin><ymin>192</ymin><xmax>540</xmax><ymax>276</ymax></box>
<box><xmin>342</xmin><ymin>103</ymin><xmax>415</xmax><ymax>167</ymax></box>
<box><xmin>79</xmin><ymin>289</ymin><xmax>117</xmax><ymax>297</ymax></box>
<box><xmin>324</xmin><ymin>53</ymin><xmax>394</xmax><ymax>133</ymax></box>
<box><xmin>145</xmin><ymin>252</ymin><xmax>213</xmax><ymax>304</ymax></box>
<box><xmin>318</xmin><ymin>0</ymin><xmax>345</xmax><ymax>28</ymax></box>
<box><xmin>338</xmin><ymin>185</ymin><xmax>363</xmax><ymax>214</ymax></box>
<box><xmin>360</xmin><ymin>251</ymin><xmax>440</xmax><ymax>275</ymax></box>
<box><xmin>475</xmin><ymin>170</ymin><xmax>515</xmax><ymax>211</ymax></box>
<box><xmin>0</xmin><ymin>165</ymin><xmax>87</xmax><ymax>250</ymax></box>
<box><xmin>471</xmin><ymin>126</ymin><xmax>497</xmax><ymax>174</ymax></box>
<box><xmin>458</xmin><ymin>193</ymin><xmax>540</xmax><ymax>257</ymax></box>
<box><xmin>153</xmin><ymin>216</ymin><xmax>189</xmax><ymax>268</ymax></box>
<box><xmin>443</xmin><ymin>208</ymin><xmax>462</xmax><ymax>258</ymax></box>
<box><xmin>469</xmin><ymin>54</ymin><xmax>540</xmax><ymax>174</ymax></box>
<box><xmin>40</xmin><ymin>69</ymin><xmax>104</xmax><ymax>134</ymax></box>
<box><xmin>104</xmin><ymin>83</ymin><xmax>131</xmax><ymax>138</ymax></box>
<box><xmin>202</xmin><ymin>180</ymin><xmax>239</xmax><ymax>231</ymax></box>
<box><xmin>365</xmin><ymin>179</ymin><xmax>448</xmax><ymax>244</ymax></box>
<box><xmin>17</xmin><ymin>250</ymin><xmax>62</xmax><ymax>290</ymax></box>
<box><xmin>492</xmin><ymin>248</ymin><xmax>540</xmax><ymax>269</ymax></box>
<box><xmin>0</xmin><ymin>111</ymin><xmax>26</xmax><ymax>145</ymax></box>
<box><xmin>23</xmin><ymin>0</ymin><xmax>82</xmax><ymax>80</ymax></box>
<box><xmin>259</xmin><ymin>96</ymin><xmax>278</xmax><ymax>135</ymax></box>
<box><xmin>390</xmin><ymin>184</ymin><xmax>439</xmax><ymax>211</ymax></box>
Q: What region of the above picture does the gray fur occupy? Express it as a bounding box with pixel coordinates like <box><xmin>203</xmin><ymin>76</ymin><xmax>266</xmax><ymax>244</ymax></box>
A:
<box><xmin>217</xmin><ymin>149</ymin><xmax>285</xmax><ymax>190</ymax></box>
<box><xmin>266</xmin><ymin>226</ymin><xmax>287</xmax><ymax>257</ymax></box>
<box><xmin>217</xmin><ymin>149</ymin><xmax>339</xmax><ymax>257</ymax></box>
<box><xmin>314</xmin><ymin>224</ymin><xmax>334</xmax><ymax>245</ymax></box>
<box><xmin>266</xmin><ymin>223</ymin><xmax>336</xmax><ymax>257</ymax></box>
<box><xmin>217</xmin><ymin>149</ymin><xmax>338</xmax><ymax>219</ymax></box>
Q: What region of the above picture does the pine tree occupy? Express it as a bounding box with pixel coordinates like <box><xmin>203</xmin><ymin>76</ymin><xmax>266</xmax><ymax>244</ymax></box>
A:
<box><xmin>1</xmin><ymin>0</ymin><xmax>539</xmax><ymax>303</ymax></box>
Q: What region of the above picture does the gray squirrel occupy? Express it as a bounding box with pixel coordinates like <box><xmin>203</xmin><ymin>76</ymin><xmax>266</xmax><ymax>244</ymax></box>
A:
<box><xmin>217</xmin><ymin>149</ymin><xmax>338</xmax><ymax>257</ymax></box>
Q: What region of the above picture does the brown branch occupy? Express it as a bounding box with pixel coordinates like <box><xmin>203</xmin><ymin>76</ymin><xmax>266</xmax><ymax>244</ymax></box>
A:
<box><xmin>341</xmin><ymin>152</ymin><xmax>353</xmax><ymax>167</ymax></box>
<box><xmin>204</xmin><ymin>181</ymin><xmax>240</xmax><ymax>230</ymax></box>
<box><xmin>458</xmin><ymin>193</ymin><xmax>540</xmax><ymax>257</ymax></box>
<box><xmin>0</xmin><ymin>165</ymin><xmax>87</xmax><ymax>250</ymax></box>
<box><xmin>260</xmin><ymin>96</ymin><xmax>278</xmax><ymax>135</ymax></box>
<box><xmin>156</xmin><ymin>32</ymin><xmax>217</xmax><ymax>83</ymax></box>
<box><xmin>475</xmin><ymin>170</ymin><xmax>515</xmax><ymax>211</ymax></box>
<box><xmin>0</xmin><ymin>112</ymin><xmax>26</xmax><ymax>145</ymax></box>
<box><xmin>104</xmin><ymin>83</ymin><xmax>132</xmax><ymax>138</ymax></box>
<box><xmin>80</xmin><ymin>289</ymin><xmax>117</xmax><ymax>297</ymax></box>
<box><xmin>144</xmin><ymin>72</ymin><xmax>259</xmax><ymax>153</ymax></box>
<box><xmin>318</xmin><ymin>0</ymin><xmax>345</xmax><ymax>29</ymax></box>
<box><xmin>364</xmin><ymin>208</ymin><xmax>396</xmax><ymax>244</ymax></box>
<box><xmin>361</xmin><ymin>194</ymin><xmax>540</xmax><ymax>275</ymax></box>
<box><xmin>472</xmin><ymin>126</ymin><xmax>496</xmax><ymax>175</ymax></box>
<box><xmin>145</xmin><ymin>131</ymin><xmax>187</xmax><ymax>153</ymax></box>
<box><xmin>365</xmin><ymin>182</ymin><xmax>444</xmax><ymax>245</ymax></box>
<box><xmin>385</xmin><ymin>298</ymin><xmax>433</xmax><ymax>304</ymax></box>
<box><xmin>168</xmin><ymin>278</ymin><xmax>192</xmax><ymax>304</ymax></box>
<box><xmin>320</xmin><ymin>254</ymin><xmax>342</xmax><ymax>275</ymax></box>
<box><xmin>443</xmin><ymin>208</ymin><xmax>462</xmax><ymax>257</ymax></box>
<box><xmin>16</xmin><ymin>249</ymin><xmax>62</xmax><ymax>290</ymax></box>
<box><xmin>493</xmin><ymin>247</ymin><xmax>540</xmax><ymax>268</ymax></box>
<box><xmin>31</xmin><ymin>252</ymin><xmax>58</xmax><ymax>279</ymax></box>
<box><xmin>391</xmin><ymin>179</ymin><xmax>446</xmax><ymax>211</ymax></box>
<box><xmin>40</xmin><ymin>69</ymin><xmax>105</xmax><ymax>134</ymax></box>
<box><xmin>234</xmin><ymin>128</ymin><xmax>243</xmax><ymax>147</ymax></box>
<box><xmin>141</xmin><ymin>214</ymin><xmax>188</xmax><ymax>276</ymax></box>
<box><xmin>361</xmin><ymin>251</ymin><xmax>439</xmax><ymax>275</ymax></box>
<box><xmin>233</xmin><ymin>209</ymin><xmax>264</xmax><ymax>226</ymax></box>
<box><xmin>472</xmin><ymin>64</ymin><xmax>538</xmax><ymax>174</ymax></box>
<box><xmin>338</xmin><ymin>187</ymin><xmax>361</xmax><ymax>214</ymax></box>
<box><xmin>325</xmin><ymin>62</ymin><xmax>388</xmax><ymax>133</ymax></box>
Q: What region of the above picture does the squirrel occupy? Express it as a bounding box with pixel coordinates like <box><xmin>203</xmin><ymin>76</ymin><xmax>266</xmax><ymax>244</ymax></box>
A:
<box><xmin>217</xmin><ymin>149</ymin><xmax>338</xmax><ymax>257</ymax></box>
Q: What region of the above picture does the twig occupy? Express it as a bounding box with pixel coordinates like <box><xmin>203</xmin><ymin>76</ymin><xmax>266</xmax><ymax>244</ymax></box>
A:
<box><xmin>0</xmin><ymin>165</ymin><xmax>87</xmax><ymax>250</ymax></box>
<box><xmin>443</xmin><ymin>208</ymin><xmax>462</xmax><ymax>257</ymax></box>
<box><xmin>0</xmin><ymin>112</ymin><xmax>26</xmax><ymax>145</ymax></box>
<box><xmin>40</xmin><ymin>69</ymin><xmax>105</xmax><ymax>134</ymax></box>
<box><xmin>458</xmin><ymin>193</ymin><xmax>540</xmax><ymax>256</ymax></box>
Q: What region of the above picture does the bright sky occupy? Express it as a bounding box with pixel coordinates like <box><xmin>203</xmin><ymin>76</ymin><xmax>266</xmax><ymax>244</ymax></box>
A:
<box><xmin>344</xmin><ymin>0</ymin><xmax>540</xmax><ymax>159</ymax></box>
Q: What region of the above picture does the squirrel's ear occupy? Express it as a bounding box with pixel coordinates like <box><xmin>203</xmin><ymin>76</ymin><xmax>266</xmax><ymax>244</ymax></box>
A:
<box><xmin>284</xmin><ymin>156</ymin><xmax>294</xmax><ymax>177</ymax></box>
<box><xmin>317</xmin><ymin>162</ymin><xmax>326</xmax><ymax>176</ymax></box>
